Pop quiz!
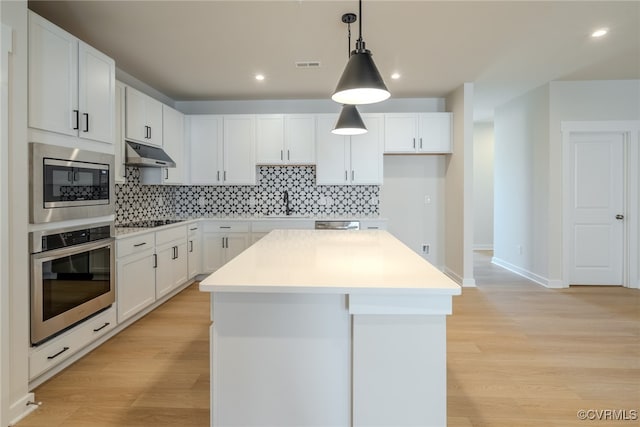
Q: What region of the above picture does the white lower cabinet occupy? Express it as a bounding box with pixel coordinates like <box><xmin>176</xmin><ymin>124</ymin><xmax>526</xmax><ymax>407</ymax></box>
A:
<box><xmin>30</xmin><ymin>305</ymin><xmax>117</xmax><ymax>379</ymax></box>
<box><xmin>155</xmin><ymin>226</ymin><xmax>188</xmax><ymax>299</ymax></box>
<box><xmin>116</xmin><ymin>231</ymin><xmax>156</xmax><ymax>323</ymax></box>
<box><xmin>188</xmin><ymin>224</ymin><xmax>202</xmax><ymax>279</ymax></box>
<box><xmin>202</xmin><ymin>222</ymin><xmax>250</xmax><ymax>273</ymax></box>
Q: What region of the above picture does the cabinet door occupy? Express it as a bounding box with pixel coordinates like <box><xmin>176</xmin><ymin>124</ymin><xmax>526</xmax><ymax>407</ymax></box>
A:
<box><xmin>145</xmin><ymin>96</ymin><xmax>164</xmax><ymax>147</ymax></box>
<box><xmin>114</xmin><ymin>82</ymin><xmax>127</xmax><ymax>183</ymax></box>
<box><xmin>225</xmin><ymin>234</ymin><xmax>250</xmax><ymax>263</ymax></box>
<box><xmin>223</xmin><ymin>115</ymin><xmax>256</xmax><ymax>185</ymax></box>
<box><xmin>202</xmin><ymin>233</ymin><xmax>226</xmax><ymax>273</ymax></box>
<box><xmin>256</xmin><ymin>115</ymin><xmax>284</xmax><ymax>164</ymax></box>
<box><xmin>155</xmin><ymin>244</ymin><xmax>176</xmax><ymax>298</ymax></box>
<box><xmin>28</xmin><ymin>11</ymin><xmax>78</xmax><ymax>137</ymax></box>
<box><xmin>384</xmin><ymin>113</ymin><xmax>418</xmax><ymax>153</ymax></box>
<box><xmin>172</xmin><ymin>242</ymin><xmax>189</xmax><ymax>290</ymax></box>
<box><xmin>189</xmin><ymin>115</ymin><xmax>223</xmax><ymax>184</ymax></box>
<box><xmin>162</xmin><ymin>105</ymin><xmax>185</xmax><ymax>184</ymax></box>
<box><xmin>285</xmin><ymin>115</ymin><xmax>315</xmax><ymax>164</ymax></box>
<box><xmin>116</xmin><ymin>249</ymin><xmax>156</xmax><ymax>323</ymax></box>
<box><xmin>418</xmin><ymin>113</ymin><xmax>452</xmax><ymax>153</ymax></box>
<box><xmin>315</xmin><ymin>115</ymin><xmax>348</xmax><ymax>185</ymax></box>
<box><xmin>350</xmin><ymin>114</ymin><xmax>384</xmax><ymax>185</ymax></box>
<box><xmin>124</xmin><ymin>86</ymin><xmax>148</xmax><ymax>144</ymax></box>
<box><xmin>78</xmin><ymin>41</ymin><xmax>114</xmax><ymax>144</ymax></box>
<box><xmin>188</xmin><ymin>231</ymin><xmax>201</xmax><ymax>279</ymax></box>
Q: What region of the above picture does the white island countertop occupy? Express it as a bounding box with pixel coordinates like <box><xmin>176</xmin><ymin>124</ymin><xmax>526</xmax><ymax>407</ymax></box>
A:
<box><xmin>199</xmin><ymin>229</ymin><xmax>461</xmax><ymax>295</ymax></box>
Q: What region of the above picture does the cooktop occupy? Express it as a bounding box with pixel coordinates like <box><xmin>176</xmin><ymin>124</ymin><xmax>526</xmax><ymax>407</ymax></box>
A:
<box><xmin>118</xmin><ymin>219</ymin><xmax>185</xmax><ymax>228</ymax></box>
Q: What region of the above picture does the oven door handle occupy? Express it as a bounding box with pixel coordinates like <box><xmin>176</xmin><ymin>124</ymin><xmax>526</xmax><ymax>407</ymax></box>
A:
<box><xmin>31</xmin><ymin>237</ymin><xmax>115</xmax><ymax>261</ymax></box>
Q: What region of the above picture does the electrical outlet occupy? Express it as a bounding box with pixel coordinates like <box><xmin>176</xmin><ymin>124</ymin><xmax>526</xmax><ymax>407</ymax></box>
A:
<box><xmin>422</xmin><ymin>244</ymin><xmax>430</xmax><ymax>254</ymax></box>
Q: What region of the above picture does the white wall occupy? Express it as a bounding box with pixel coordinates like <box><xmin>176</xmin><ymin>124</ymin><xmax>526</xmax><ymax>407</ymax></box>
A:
<box><xmin>493</xmin><ymin>79</ymin><xmax>640</xmax><ymax>287</ymax></box>
<box><xmin>493</xmin><ymin>84</ymin><xmax>550</xmax><ymax>284</ymax></box>
<box><xmin>444</xmin><ymin>83</ymin><xmax>475</xmax><ymax>286</ymax></box>
<box><xmin>547</xmin><ymin>80</ymin><xmax>640</xmax><ymax>283</ymax></box>
<box><xmin>380</xmin><ymin>155</ymin><xmax>446</xmax><ymax>267</ymax></box>
<box><xmin>473</xmin><ymin>122</ymin><xmax>494</xmax><ymax>250</ymax></box>
<box><xmin>1</xmin><ymin>1</ymin><xmax>33</xmax><ymax>425</ymax></box>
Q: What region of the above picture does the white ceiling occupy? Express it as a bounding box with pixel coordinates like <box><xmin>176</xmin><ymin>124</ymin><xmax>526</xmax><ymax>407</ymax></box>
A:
<box><xmin>28</xmin><ymin>0</ymin><xmax>640</xmax><ymax>121</ymax></box>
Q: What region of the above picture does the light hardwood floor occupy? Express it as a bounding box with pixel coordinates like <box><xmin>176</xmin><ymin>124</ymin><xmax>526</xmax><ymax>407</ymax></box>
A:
<box><xmin>17</xmin><ymin>252</ymin><xmax>639</xmax><ymax>427</ymax></box>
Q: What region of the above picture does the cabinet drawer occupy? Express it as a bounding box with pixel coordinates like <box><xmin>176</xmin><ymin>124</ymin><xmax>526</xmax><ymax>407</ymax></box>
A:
<box><xmin>30</xmin><ymin>306</ymin><xmax>117</xmax><ymax>379</ymax></box>
<box><xmin>360</xmin><ymin>220</ymin><xmax>388</xmax><ymax>230</ymax></box>
<box><xmin>251</xmin><ymin>219</ymin><xmax>314</xmax><ymax>232</ymax></box>
<box><xmin>117</xmin><ymin>233</ymin><xmax>155</xmax><ymax>258</ymax></box>
<box><xmin>203</xmin><ymin>221</ymin><xmax>250</xmax><ymax>233</ymax></box>
<box><xmin>156</xmin><ymin>225</ymin><xmax>187</xmax><ymax>246</ymax></box>
<box><xmin>187</xmin><ymin>222</ymin><xmax>200</xmax><ymax>236</ymax></box>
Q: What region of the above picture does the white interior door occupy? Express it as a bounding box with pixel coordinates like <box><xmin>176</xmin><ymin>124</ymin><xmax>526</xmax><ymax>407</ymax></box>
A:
<box><xmin>569</xmin><ymin>132</ymin><xmax>625</xmax><ymax>285</ymax></box>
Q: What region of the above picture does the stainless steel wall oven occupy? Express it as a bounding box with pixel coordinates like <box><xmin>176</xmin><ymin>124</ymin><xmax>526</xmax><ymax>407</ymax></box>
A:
<box><xmin>30</xmin><ymin>222</ymin><xmax>115</xmax><ymax>345</ymax></box>
<box><xmin>30</xmin><ymin>143</ymin><xmax>115</xmax><ymax>223</ymax></box>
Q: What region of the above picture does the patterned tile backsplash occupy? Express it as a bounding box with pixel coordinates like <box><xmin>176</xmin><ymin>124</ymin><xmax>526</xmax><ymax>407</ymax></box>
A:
<box><xmin>115</xmin><ymin>166</ymin><xmax>379</xmax><ymax>224</ymax></box>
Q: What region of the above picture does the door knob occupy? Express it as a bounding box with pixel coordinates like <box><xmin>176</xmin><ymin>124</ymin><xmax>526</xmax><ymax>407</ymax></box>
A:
<box><xmin>615</xmin><ymin>214</ymin><xmax>624</xmax><ymax>220</ymax></box>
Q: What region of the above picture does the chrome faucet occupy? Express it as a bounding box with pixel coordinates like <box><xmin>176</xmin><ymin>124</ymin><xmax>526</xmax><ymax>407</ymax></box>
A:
<box><xmin>283</xmin><ymin>190</ymin><xmax>291</xmax><ymax>216</ymax></box>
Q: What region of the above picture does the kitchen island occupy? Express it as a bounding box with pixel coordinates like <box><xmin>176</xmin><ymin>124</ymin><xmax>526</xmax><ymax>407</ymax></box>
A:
<box><xmin>199</xmin><ymin>229</ymin><xmax>461</xmax><ymax>427</ymax></box>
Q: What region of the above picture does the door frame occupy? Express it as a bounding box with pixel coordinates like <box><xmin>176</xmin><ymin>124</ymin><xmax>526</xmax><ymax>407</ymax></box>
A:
<box><xmin>561</xmin><ymin>121</ymin><xmax>639</xmax><ymax>288</ymax></box>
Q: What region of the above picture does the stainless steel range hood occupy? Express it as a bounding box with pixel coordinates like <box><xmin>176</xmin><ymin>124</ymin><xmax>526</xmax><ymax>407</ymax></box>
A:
<box><xmin>125</xmin><ymin>141</ymin><xmax>176</xmax><ymax>168</ymax></box>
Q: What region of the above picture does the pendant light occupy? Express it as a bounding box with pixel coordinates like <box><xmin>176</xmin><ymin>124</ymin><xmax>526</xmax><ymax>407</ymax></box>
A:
<box><xmin>333</xmin><ymin>105</ymin><xmax>367</xmax><ymax>135</ymax></box>
<box><xmin>333</xmin><ymin>13</ymin><xmax>368</xmax><ymax>135</ymax></box>
<box><xmin>332</xmin><ymin>0</ymin><xmax>390</xmax><ymax>105</ymax></box>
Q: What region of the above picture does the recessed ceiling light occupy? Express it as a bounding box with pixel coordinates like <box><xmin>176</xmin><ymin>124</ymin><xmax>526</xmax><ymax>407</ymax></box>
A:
<box><xmin>391</xmin><ymin>72</ymin><xmax>401</xmax><ymax>80</ymax></box>
<box><xmin>591</xmin><ymin>28</ymin><xmax>608</xmax><ymax>38</ymax></box>
<box><xmin>255</xmin><ymin>74</ymin><xmax>265</xmax><ymax>81</ymax></box>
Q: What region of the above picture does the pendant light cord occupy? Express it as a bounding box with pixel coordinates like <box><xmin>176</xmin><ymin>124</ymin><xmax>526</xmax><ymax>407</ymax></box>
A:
<box><xmin>347</xmin><ymin>20</ymin><xmax>352</xmax><ymax>57</ymax></box>
<box><xmin>357</xmin><ymin>0</ymin><xmax>364</xmax><ymax>51</ymax></box>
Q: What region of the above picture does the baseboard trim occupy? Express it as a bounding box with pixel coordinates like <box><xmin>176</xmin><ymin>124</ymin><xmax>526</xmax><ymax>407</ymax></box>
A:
<box><xmin>443</xmin><ymin>267</ymin><xmax>476</xmax><ymax>288</ymax></box>
<box><xmin>9</xmin><ymin>392</ymin><xmax>36</xmax><ymax>426</ymax></box>
<box><xmin>491</xmin><ymin>257</ymin><xmax>567</xmax><ymax>288</ymax></box>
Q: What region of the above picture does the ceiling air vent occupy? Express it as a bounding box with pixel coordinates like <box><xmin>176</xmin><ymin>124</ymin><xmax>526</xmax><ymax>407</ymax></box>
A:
<box><xmin>295</xmin><ymin>61</ymin><xmax>321</xmax><ymax>69</ymax></box>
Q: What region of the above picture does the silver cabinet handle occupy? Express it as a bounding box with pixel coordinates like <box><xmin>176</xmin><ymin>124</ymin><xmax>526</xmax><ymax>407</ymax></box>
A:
<box><xmin>413</xmin><ymin>137</ymin><xmax>416</xmax><ymax>148</ymax></box>
<box><xmin>165</xmin><ymin>168</ymin><xmax>169</xmax><ymax>180</ymax></box>
<box><xmin>280</xmin><ymin>150</ymin><xmax>283</xmax><ymax>161</ymax></box>
<box><xmin>133</xmin><ymin>242</ymin><xmax>146</xmax><ymax>247</ymax></box>
<box><xmin>223</xmin><ymin>171</ymin><xmax>227</xmax><ymax>181</ymax></box>
<box><xmin>217</xmin><ymin>171</ymin><xmax>220</xmax><ymax>182</ymax></box>
<box><xmin>287</xmin><ymin>150</ymin><xmax>290</xmax><ymax>160</ymax></box>
<box><xmin>419</xmin><ymin>137</ymin><xmax>423</xmax><ymax>149</ymax></box>
<box><xmin>189</xmin><ymin>240</ymin><xmax>194</xmax><ymax>252</ymax></box>
<box><xmin>351</xmin><ymin>170</ymin><xmax>355</xmax><ymax>181</ymax></box>
<box><xmin>616</xmin><ymin>214</ymin><xmax>624</xmax><ymax>220</ymax></box>
<box><xmin>344</xmin><ymin>170</ymin><xmax>348</xmax><ymax>181</ymax></box>
<box><xmin>153</xmin><ymin>253</ymin><xmax>157</xmax><ymax>268</ymax></box>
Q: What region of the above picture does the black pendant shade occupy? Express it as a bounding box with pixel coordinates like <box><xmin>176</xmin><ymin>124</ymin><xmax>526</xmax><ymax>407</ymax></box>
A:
<box><xmin>332</xmin><ymin>47</ymin><xmax>390</xmax><ymax>105</ymax></box>
<box><xmin>332</xmin><ymin>104</ymin><xmax>367</xmax><ymax>135</ymax></box>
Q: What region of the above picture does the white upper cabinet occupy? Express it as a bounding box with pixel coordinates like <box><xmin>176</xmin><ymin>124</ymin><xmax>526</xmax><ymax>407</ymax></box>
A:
<box><xmin>256</xmin><ymin>114</ymin><xmax>315</xmax><ymax>165</ymax></box>
<box><xmin>384</xmin><ymin>112</ymin><xmax>452</xmax><ymax>154</ymax></box>
<box><xmin>223</xmin><ymin>115</ymin><xmax>256</xmax><ymax>185</ymax></box>
<box><xmin>188</xmin><ymin>115</ymin><xmax>223</xmax><ymax>185</ymax></box>
<box><xmin>125</xmin><ymin>86</ymin><xmax>163</xmax><ymax>147</ymax></box>
<box><xmin>316</xmin><ymin>114</ymin><xmax>383</xmax><ymax>185</ymax></box>
<box><xmin>139</xmin><ymin>104</ymin><xmax>185</xmax><ymax>185</ymax></box>
<box><xmin>161</xmin><ymin>105</ymin><xmax>185</xmax><ymax>184</ymax></box>
<box><xmin>113</xmin><ymin>81</ymin><xmax>126</xmax><ymax>183</ymax></box>
<box><xmin>28</xmin><ymin>11</ymin><xmax>115</xmax><ymax>145</ymax></box>
<box><xmin>188</xmin><ymin>115</ymin><xmax>255</xmax><ymax>185</ymax></box>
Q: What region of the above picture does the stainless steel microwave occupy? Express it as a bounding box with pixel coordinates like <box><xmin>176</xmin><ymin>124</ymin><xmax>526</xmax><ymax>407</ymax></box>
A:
<box><xmin>30</xmin><ymin>143</ymin><xmax>115</xmax><ymax>223</ymax></box>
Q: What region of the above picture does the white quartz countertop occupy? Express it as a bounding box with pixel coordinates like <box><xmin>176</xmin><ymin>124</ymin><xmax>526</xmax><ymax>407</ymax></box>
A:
<box><xmin>199</xmin><ymin>229</ymin><xmax>461</xmax><ymax>295</ymax></box>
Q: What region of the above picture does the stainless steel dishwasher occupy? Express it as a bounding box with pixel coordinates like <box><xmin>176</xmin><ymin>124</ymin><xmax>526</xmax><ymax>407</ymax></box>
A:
<box><xmin>314</xmin><ymin>220</ymin><xmax>360</xmax><ymax>230</ymax></box>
